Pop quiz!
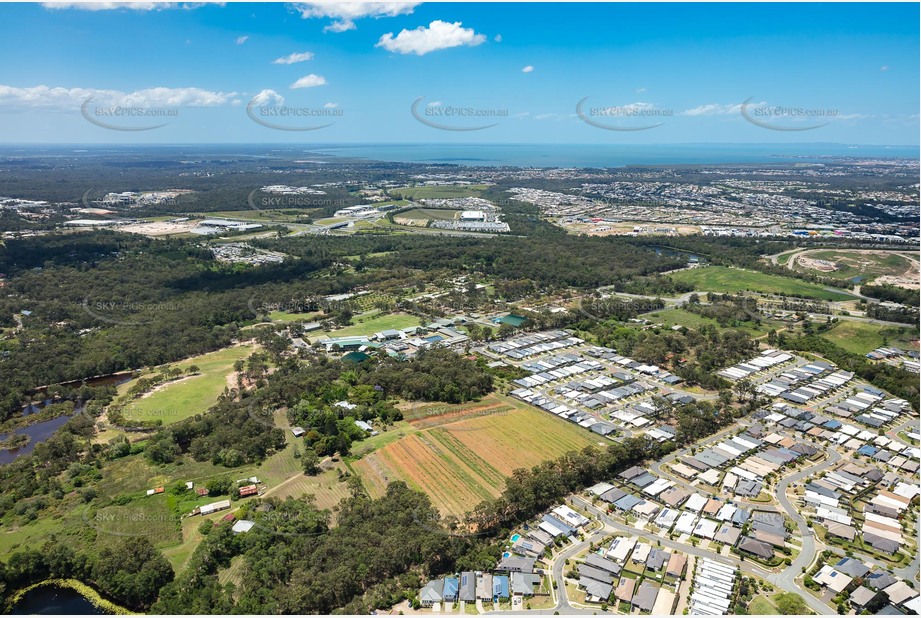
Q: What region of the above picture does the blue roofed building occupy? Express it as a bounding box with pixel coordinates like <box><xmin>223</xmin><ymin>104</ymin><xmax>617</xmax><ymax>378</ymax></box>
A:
<box><xmin>493</xmin><ymin>575</ymin><xmax>510</xmax><ymax>599</ymax></box>
<box><xmin>442</xmin><ymin>576</ymin><xmax>459</xmax><ymax>602</ymax></box>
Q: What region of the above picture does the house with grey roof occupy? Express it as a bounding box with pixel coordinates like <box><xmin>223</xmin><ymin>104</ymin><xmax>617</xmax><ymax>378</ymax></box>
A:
<box><xmin>459</xmin><ymin>571</ymin><xmax>476</xmax><ymax>602</ymax></box>
<box><xmin>737</xmin><ymin>537</ymin><xmax>773</xmax><ymax>560</ymax></box>
<box><xmin>511</xmin><ymin>572</ymin><xmax>540</xmax><ymax>597</ymax></box>
<box><xmin>420</xmin><ymin>579</ymin><xmax>444</xmax><ymax>607</ymax></box>
<box><xmin>578</xmin><ymin>564</ymin><xmax>614</xmax><ymax>585</ymax></box>
<box><xmin>584</xmin><ymin>552</ymin><xmax>621</xmax><ymax>575</ymax></box>
<box><xmin>632</xmin><ymin>582</ymin><xmax>659</xmax><ymax>612</ymax></box>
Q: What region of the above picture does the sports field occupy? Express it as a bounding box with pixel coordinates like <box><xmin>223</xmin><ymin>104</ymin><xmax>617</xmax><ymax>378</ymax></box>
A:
<box><xmin>668</xmin><ymin>267</ymin><xmax>856</xmax><ymax>301</ymax></box>
<box><xmin>118</xmin><ymin>344</ymin><xmax>255</xmax><ymax>425</ymax></box>
<box><xmin>311</xmin><ymin>312</ymin><xmax>420</xmax><ymax>340</ymax></box>
<box><xmin>352</xmin><ymin>395</ymin><xmax>599</xmax><ymax>516</ymax></box>
<box><xmin>820</xmin><ymin>320</ymin><xmax>919</xmax><ymax>355</ymax></box>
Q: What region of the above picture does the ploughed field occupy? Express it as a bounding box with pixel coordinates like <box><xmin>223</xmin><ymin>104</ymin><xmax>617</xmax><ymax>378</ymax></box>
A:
<box><xmin>352</xmin><ymin>394</ymin><xmax>599</xmax><ymax>516</ymax></box>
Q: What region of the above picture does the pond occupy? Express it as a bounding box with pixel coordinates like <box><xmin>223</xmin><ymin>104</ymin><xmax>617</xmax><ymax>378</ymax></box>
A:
<box><xmin>0</xmin><ymin>412</ymin><xmax>79</xmax><ymax>465</ymax></box>
<box><xmin>649</xmin><ymin>245</ymin><xmax>705</xmax><ymax>264</ymax></box>
<box><xmin>9</xmin><ymin>584</ymin><xmax>108</xmax><ymax>615</ymax></box>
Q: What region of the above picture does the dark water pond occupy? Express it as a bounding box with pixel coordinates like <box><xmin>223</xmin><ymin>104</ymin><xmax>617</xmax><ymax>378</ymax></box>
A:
<box><xmin>9</xmin><ymin>584</ymin><xmax>108</xmax><ymax>615</ymax></box>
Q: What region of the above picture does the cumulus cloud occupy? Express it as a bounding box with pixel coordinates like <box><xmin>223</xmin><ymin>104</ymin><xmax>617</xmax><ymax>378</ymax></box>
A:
<box><xmin>290</xmin><ymin>2</ymin><xmax>419</xmax><ymax>32</ymax></box>
<box><xmin>521</xmin><ymin>65</ymin><xmax>534</xmax><ymax>73</ymax></box>
<box><xmin>42</xmin><ymin>2</ymin><xmax>216</xmax><ymax>9</ymax></box>
<box><xmin>0</xmin><ymin>84</ymin><xmax>238</xmax><ymax>110</ymax></box>
<box><xmin>376</xmin><ymin>20</ymin><xmax>486</xmax><ymax>55</ymax></box>
<box><xmin>273</xmin><ymin>51</ymin><xmax>314</xmax><ymax>64</ymax></box>
<box><xmin>249</xmin><ymin>89</ymin><xmax>285</xmax><ymax>106</ymax></box>
<box><xmin>323</xmin><ymin>102</ymin><xmax>339</xmax><ymax>108</ymax></box>
<box><xmin>236</xmin><ymin>35</ymin><xmax>249</xmax><ymax>45</ymax></box>
<box><xmin>290</xmin><ymin>74</ymin><xmax>327</xmax><ymax>89</ymax></box>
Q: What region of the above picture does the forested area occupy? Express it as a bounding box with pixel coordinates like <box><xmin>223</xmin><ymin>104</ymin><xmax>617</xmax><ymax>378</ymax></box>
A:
<box><xmin>861</xmin><ymin>283</ymin><xmax>920</xmax><ymax>307</ymax></box>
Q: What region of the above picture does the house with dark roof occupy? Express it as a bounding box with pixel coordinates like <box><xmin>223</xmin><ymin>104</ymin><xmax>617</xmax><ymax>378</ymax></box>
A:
<box><xmin>737</xmin><ymin>537</ymin><xmax>773</xmax><ymax>560</ymax></box>
<box><xmin>580</xmin><ymin>577</ymin><xmax>612</xmax><ymax>601</ymax></box>
<box><xmin>632</xmin><ymin>582</ymin><xmax>659</xmax><ymax>612</ymax></box>
<box><xmin>578</xmin><ymin>564</ymin><xmax>614</xmax><ymax>585</ymax></box>
<box><xmin>619</xmin><ymin>465</ymin><xmax>645</xmax><ymax>481</ymax></box>
<box><xmin>864</xmin><ymin>531</ymin><xmax>900</xmax><ymax>555</ymax></box>
<box><xmin>497</xmin><ymin>556</ymin><xmax>536</xmax><ymax>573</ymax></box>
<box><xmin>646</xmin><ymin>549</ymin><xmax>669</xmax><ymax>571</ymax></box>
<box><xmin>584</xmin><ymin>553</ymin><xmax>622</xmax><ymax>575</ymax></box>
<box><xmin>834</xmin><ymin>557</ymin><xmax>870</xmax><ymax>578</ymax></box>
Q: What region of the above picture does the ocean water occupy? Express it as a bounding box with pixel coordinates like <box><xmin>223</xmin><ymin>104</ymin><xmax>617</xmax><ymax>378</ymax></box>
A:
<box><xmin>306</xmin><ymin>143</ymin><xmax>918</xmax><ymax>168</ymax></box>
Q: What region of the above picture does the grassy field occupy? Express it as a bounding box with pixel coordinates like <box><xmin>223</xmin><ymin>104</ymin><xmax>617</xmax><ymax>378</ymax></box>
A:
<box><xmin>820</xmin><ymin>320</ymin><xmax>919</xmax><ymax>355</ymax></box>
<box><xmin>668</xmin><ymin>266</ymin><xmax>856</xmax><ymax>301</ymax></box>
<box><xmin>748</xmin><ymin>595</ymin><xmax>777</xmax><ymax>614</ymax></box>
<box><xmin>201</xmin><ymin>209</ymin><xmax>321</xmax><ymax>223</ymax></box>
<box><xmin>395</xmin><ymin>208</ymin><xmax>461</xmax><ymax>222</ymax></box>
<box><xmin>117</xmin><ymin>344</ymin><xmax>255</xmax><ymax>425</ymax></box>
<box><xmin>311</xmin><ymin>312</ymin><xmax>420</xmax><ymax>340</ymax></box>
<box><xmin>646</xmin><ymin>307</ymin><xmax>771</xmax><ymax>336</ymax></box>
<box><xmin>794</xmin><ymin>249</ymin><xmax>915</xmax><ymax>283</ymax></box>
<box><xmin>388</xmin><ymin>184</ymin><xmax>490</xmax><ymax>200</ymax></box>
<box><xmin>352</xmin><ymin>395</ymin><xmax>600</xmax><ymax>516</ymax></box>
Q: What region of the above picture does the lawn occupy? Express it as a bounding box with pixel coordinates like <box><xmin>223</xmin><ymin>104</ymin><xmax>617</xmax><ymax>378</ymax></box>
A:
<box><xmin>311</xmin><ymin>312</ymin><xmax>420</xmax><ymax>340</ymax></box>
<box><xmin>394</xmin><ymin>208</ymin><xmax>461</xmax><ymax>222</ymax></box>
<box><xmin>668</xmin><ymin>266</ymin><xmax>856</xmax><ymax>301</ymax></box>
<box><xmin>748</xmin><ymin>595</ymin><xmax>777</xmax><ymax>614</ymax></box>
<box><xmin>117</xmin><ymin>344</ymin><xmax>255</xmax><ymax>425</ymax></box>
<box><xmin>352</xmin><ymin>396</ymin><xmax>599</xmax><ymax>516</ymax></box>
<box><xmin>820</xmin><ymin>320</ymin><xmax>919</xmax><ymax>355</ymax></box>
<box><xmin>388</xmin><ymin>184</ymin><xmax>490</xmax><ymax>200</ymax></box>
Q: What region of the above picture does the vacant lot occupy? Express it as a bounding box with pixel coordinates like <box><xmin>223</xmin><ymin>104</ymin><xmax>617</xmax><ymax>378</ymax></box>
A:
<box><xmin>118</xmin><ymin>344</ymin><xmax>255</xmax><ymax>425</ymax></box>
<box><xmin>353</xmin><ymin>397</ymin><xmax>599</xmax><ymax>516</ymax></box>
<box><xmin>793</xmin><ymin>249</ymin><xmax>917</xmax><ymax>285</ymax></box>
<box><xmin>820</xmin><ymin>320</ymin><xmax>919</xmax><ymax>355</ymax></box>
<box><xmin>646</xmin><ymin>307</ymin><xmax>770</xmax><ymax>336</ymax></box>
<box><xmin>668</xmin><ymin>267</ymin><xmax>856</xmax><ymax>301</ymax></box>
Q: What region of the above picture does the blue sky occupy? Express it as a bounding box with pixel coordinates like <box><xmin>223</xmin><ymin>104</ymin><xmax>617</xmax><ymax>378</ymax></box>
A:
<box><xmin>0</xmin><ymin>2</ymin><xmax>917</xmax><ymax>144</ymax></box>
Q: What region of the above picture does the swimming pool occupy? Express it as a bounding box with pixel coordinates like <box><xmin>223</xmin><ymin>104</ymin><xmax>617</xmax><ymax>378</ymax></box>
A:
<box><xmin>510</xmin><ymin>534</ymin><xmax>521</xmax><ymax>542</ymax></box>
<box><xmin>502</xmin><ymin>552</ymin><xmax>511</xmax><ymax>558</ymax></box>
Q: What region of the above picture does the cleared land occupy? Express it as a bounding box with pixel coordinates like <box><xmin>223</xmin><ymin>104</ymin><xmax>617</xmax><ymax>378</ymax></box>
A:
<box><xmin>388</xmin><ymin>185</ymin><xmax>490</xmax><ymax>200</ymax></box>
<box><xmin>646</xmin><ymin>307</ymin><xmax>770</xmax><ymax>336</ymax></box>
<box><xmin>668</xmin><ymin>266</ymin><xmax>856</xmax><ymax>301</ymax></box>
<box><xmin>792</xmin><ymin>249</ymin><xmax>918</xmax><ymax>286</ymax></box>
<box><xmin>118</xmin><ymin>344</ymin><xmax>255</xmax><ymax>425</ymax></box>
<box><xmin>352</xmin><ymin>396</ymin><xmax>599</xmax><ymax>516</ymax></box>
<box><xmin>820</xmin><ymin>320</ymin><xmax>919</xmax><ymax>355</ymax></box>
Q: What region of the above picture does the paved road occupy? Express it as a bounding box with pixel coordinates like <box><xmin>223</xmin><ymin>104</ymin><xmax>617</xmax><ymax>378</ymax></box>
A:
<box><xmin>772</xmin><ymin>448</ymin><xmax>842</xmax><ymax>607</ymax></box>
<box><xmin>571</xmin><ymin>495</ymin><xmax>833</xmax><ymax>615</ymax></box>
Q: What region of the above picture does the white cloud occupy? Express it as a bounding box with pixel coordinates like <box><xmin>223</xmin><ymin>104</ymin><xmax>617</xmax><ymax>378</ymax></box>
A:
<box><xmin>880</xmin><ymin>65</ymin><xmax>890</xmax><ymax>72</ymax></box>
<box><xmin>680</xmin><ymin>102</ymin><xmax>747</xmax><ymax>116</ymax></box>
<box><xmin>323</xmin><ymin>102</ymin><xmax>338</xmax><ymax>108</ymax></box>
<box><xmin>636</xmin><ymin>87</ymin><xmax>646</xmax><ymax>93</ymax></box>
<box><xmin>521</xmin><ymin>65</ymin><xmax>534</xmax><ymax>73</ymax></box>
<box><xmin>0</xmin><ymin>84</ymin><xmax>237</xmax><ymax>110</ymax></box>
<box><xmin>42</xmin><ymin>2</ymin><xmax>216</xmax><ymax>10</ymax></box>
<box><xmin>494</xmin><ymin>34</ymin><xmax>502</xmax><ymax>42</ymax></box>
<box><xmin>534</xmin><ymin>113</ymin><xmax>556</xmax><ymax>120</ymax></box>
<box><xmin>376</xmin><ymin>20</ymin><xmax>486</xmax><ymax>56</ymax></box>
<box><xmin>273</xmin><ymin>51</ymin><xmax>314</xmax><ymax>64</ymax></box>
<box><xmin>250</xmin><ymin>89</ymin><xmax>285</xmax><ymax>106</ymax></box>
<box><xmin>290</xmin><ymin>2</ymin><xmax>419</xmax><ymax>33</ymax></box>
<box><xmin>236</xmin><ymin>35</ymin><xmax>249</xmax><ymax>45</ymax></box>
<box><xmin>427</xmin><ymin>101</ymin><xmax>442</xmax><ymax>107</ymax></box>
<box><xmin>290</xmin><ymin>74</ymin><xmax>327</xmax><ymax>89</ymax></box>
